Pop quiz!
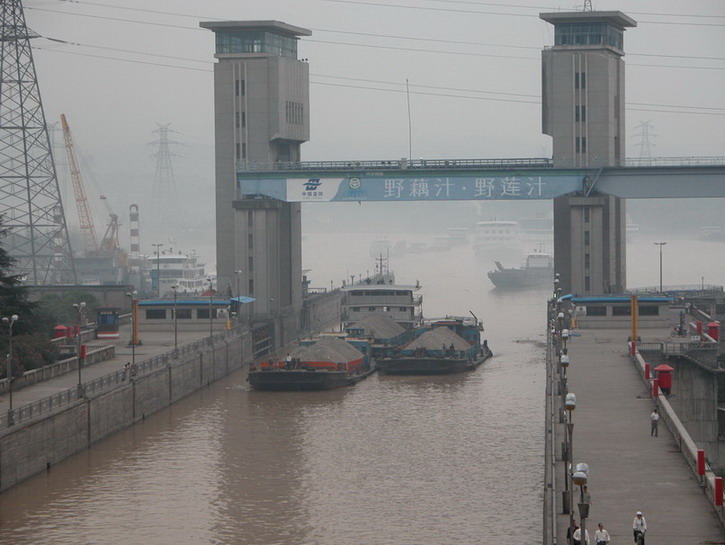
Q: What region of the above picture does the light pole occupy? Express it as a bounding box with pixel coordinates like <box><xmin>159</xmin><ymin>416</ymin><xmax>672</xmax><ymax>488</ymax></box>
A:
<box><xmin>573</xmin><ymin>463</ymin><xmax>590</xmax><ymax>545</ymax></box>
<box><xmin>564</xmin><ymin>392</ymin><xmax>576</xmax><ymax>518</ymax></box>
<box><xmin>234</xmin><ymin>270</ymin><xmax>243</xmax><ymax>298</ymax></box>
<box><xmin>3</xmin><ymin>314</ymin><xmax>18</xmax><ymax>423</ymax></box>
<box><xmin>206</xmin><ymin>277</ymin><xmax>214</xmax><ymax>337</ymax></box>
<box><xmin>152</xmin><ymin>243</ymin><xmax>164</xmax><ymax>297</ymax></box>
<box><xmin>171</xmin><ymin>284</ymin><xmax>179</xmax><ymax>354</ymax></box>
<box><xmin>126</xmin><ymin>291</ymin><xmax>138</xmax><ymax>368</ymax></box>
<box><xmin>73</xmin><ymin>302</ymin><xmax>86</xmax><ymax>396</ymax></box>
<box><xmin>654</xmin><ymin>242</ymin><xmax>666</xmax><ymax>293</ymax></box>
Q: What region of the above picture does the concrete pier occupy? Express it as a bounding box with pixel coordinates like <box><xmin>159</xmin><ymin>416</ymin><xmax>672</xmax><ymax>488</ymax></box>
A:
<box><xmin>548</xmin><ymin>313</ymin><xmax>724</xmax><ymax>544</ymax></box>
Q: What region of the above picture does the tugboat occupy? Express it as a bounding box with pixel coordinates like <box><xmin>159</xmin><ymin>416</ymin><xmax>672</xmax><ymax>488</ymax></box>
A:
<box><xmin>379</xmin><ymin>315</ymin><xmax>491</xmax><ymax>375</ymax></box>
<box><xmin>487</xmin><ymin>250</ymin><xmax>553</xmax><ymax>288</ymax></box>
<box><xmin>247</xmin><ymin>336</ymin><xmax>375</xmax><ymax>391</ymax></box>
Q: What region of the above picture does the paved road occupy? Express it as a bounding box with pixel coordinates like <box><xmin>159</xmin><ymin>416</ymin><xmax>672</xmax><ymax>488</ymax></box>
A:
<box><xmin>1</xmin><ymin>323</ymin><xmax>211</xmax><ymax>408</ymax></box>
<box><xmin>555</xmin><ymin>316</ymin><xmax>724</xmax><ymax>544</ymax></box>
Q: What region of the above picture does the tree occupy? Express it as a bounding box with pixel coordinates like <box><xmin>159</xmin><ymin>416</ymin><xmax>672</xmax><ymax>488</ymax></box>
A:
<box><xmin>0</xmin><ymin>218</ymin><xmax>59</xmax><ymax>376</ymax></box>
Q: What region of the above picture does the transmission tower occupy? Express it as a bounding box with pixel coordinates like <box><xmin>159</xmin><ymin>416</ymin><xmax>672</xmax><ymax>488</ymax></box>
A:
<box><xmin>633</xmin><ymin>121</ymin><xmax>656</xmax><ymax>163</ymax></box>
<box><xmin>150</xmin><ymin>123</ymin><xmax>179</xmax><ymax>232</ymax></box>
<box><xmin>0</xmin><ymin>0</ymin><xmax>76</xmax><ymax>284</ymax></box>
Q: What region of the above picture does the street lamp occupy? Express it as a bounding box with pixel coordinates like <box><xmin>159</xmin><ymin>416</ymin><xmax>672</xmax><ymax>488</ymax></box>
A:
<box><xmin>2</xmin><ymin>314</ymin><xmax>18</xmax><ymax>424</ymax></box>
<box><xmin>234</xmin><ymin>270</ymin><xmax>243</xmax><ymax>298</ymax></box>
<box><xmin>126</xmin><ymin>291</ymin><xmax>139</xmax><ymax>368</ymax></box>
<box><xmin>564</xmin><ymin>392</ymin><xmax>576</xmax><ymax>517</ymax></box>
<box><xmin>654</xmin><ymin>242</ymin><xmax>666</xmax><ymax>293</ymax></box>
<box><xmin>152</xmin><ymin>243</ymin><xmax>164</xmax><ymax>298</ymax></box>
<box><xmin>73</xmin><ymin>302</ymin><xmax>86</xmax><ymax>397</ymax></box>
<box><xmin>573</xmin><ymin>463</ymin><xmax>590</xmax><ymax>543</ymax></box>
<box><xmin>206</xmin><ymin>277</ymin><xmax>214</xmax><ymax>337</ymax></box>
<box><xmin>171</xmin><ymin>284</ymin><xmax>179</xmax><ymax>355</ymax></box>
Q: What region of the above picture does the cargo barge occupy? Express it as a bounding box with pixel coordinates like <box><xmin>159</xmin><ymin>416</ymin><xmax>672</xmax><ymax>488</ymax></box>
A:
<box><xmin>379</xmin><ymin>316</ymin><xmax>491</xmax><ymax>375</ymax></box>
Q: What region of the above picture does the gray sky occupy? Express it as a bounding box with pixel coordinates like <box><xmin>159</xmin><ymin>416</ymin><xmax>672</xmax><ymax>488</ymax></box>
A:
<box><xmin>24</xmin><ymin>0</ymin><xmax>725</xmax><ymax>266</ymax></box>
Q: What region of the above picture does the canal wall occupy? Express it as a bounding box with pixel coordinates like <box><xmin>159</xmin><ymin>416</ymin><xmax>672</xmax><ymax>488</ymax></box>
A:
<box><xmin>0</xmin><ymin>330</ymin><xmax>251</xmax><ymax>493</ymax></box>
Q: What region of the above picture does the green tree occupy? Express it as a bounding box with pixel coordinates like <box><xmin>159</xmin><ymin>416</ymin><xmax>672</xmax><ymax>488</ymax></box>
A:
<box><xmin>0</xmin><ymin>219</ymin><xmax>59</xmax><ymax>376</ymax></box>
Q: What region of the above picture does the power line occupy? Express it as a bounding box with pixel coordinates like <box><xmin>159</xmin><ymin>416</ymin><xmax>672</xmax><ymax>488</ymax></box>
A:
<box><xmin>33</xmin><ymin>45</ymin><xmax>725</xmax><ymax>115</ymax></box>
<box><xmin>322</xmin><ymin>0</ymin><xmax>725</xmax><ymax>26</ymax></box>
<box><xmin>29</xmin><ymin>5</ymin><xmax>725</xmax><ymax>63</ymax></box>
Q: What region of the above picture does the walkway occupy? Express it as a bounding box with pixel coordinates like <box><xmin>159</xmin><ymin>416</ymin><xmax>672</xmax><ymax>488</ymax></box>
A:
<box><xmin>0</xmin><ymin>323</ymin><xmax>211</xmax><ymax>411</ymax></box>
<box><xmin>555</xmin><ymin>319</ymin><xmax>724</xmax><ymax>544</ymax></box>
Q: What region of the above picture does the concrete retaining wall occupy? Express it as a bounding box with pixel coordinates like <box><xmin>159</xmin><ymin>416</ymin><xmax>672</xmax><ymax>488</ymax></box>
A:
<box><xmin>0</xmin><ymin>332</ymin><xmax>250</xmax><ymax>493</ymax></box>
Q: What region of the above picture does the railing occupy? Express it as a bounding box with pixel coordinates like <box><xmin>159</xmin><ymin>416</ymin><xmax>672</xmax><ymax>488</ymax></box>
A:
<box><xmin>237</xmin><ymin>156</ymin><xmax>725</xmax><ymax>173</ymax></box>
<box><xmin>238</xmin><ymin>157</ymin><xmax>554</xmax><ymax>172</ymax></box>
<box><xmin>0</xmin><ymin>327</ymin><xmax>244</xmax><ymax>433</ymax></box>
<box><xmin>631</xmin><ymin>344</ymin><xmax>725</xmax><ymax>526</ymax></box>
<box><xmin>623</xmin><ymin>156</ymin><xmax>725</xmax><ymax>167</ymax></box>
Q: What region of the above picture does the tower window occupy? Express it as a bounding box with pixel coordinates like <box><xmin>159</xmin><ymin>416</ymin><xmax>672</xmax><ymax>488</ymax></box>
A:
<box><xmin>575</xmin><ymin>72</ymin><xmax>586</xmax><ymax>89</ymax></box>
<box><xmin>575</xmin><ymin>105</ymin><xmax>586</xmax><ymax>122</ymax></box>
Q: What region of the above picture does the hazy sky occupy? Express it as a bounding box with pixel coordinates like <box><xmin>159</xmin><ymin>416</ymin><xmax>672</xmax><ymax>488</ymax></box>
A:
<box><xmin>23</xmin><ymin>0</ymin><xmax>725</xmax><ymax>266</ymax></box>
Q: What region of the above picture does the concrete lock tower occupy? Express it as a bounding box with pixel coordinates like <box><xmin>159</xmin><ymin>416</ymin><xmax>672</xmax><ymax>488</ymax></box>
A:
<box><xmin>200</xmin><ymin>21</ymin><xmax>310</xmax><ymax>340</ymax></box>
<box><xmin>541</xmin><ymin>10</ymin><xmax>636</xmax><ymax>295</ymax></box>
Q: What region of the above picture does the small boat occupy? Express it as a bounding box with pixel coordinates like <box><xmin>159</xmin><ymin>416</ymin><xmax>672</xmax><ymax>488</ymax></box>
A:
<box><xmin>379</xmin><ymin>316</ymin><xmax>492</xmax><ymax>375</ymax></box>
<box><xmin>487</xmin><ymin>250</ymin><xmax>554</xmax><ymax>288</ymax></box>
<box><xmin>247</xmin><ymin>336</ymin><xmax>375</xmax><ymax>391</ymax></box>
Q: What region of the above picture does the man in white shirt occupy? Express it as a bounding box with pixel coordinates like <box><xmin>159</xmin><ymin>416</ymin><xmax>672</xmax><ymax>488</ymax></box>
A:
<box><xmin>573</xmin><ymin>527</ymin><xmax>590</xmax><ymax>545</ymax></box>
<box><xmin>633</xmin><ymin>511</ymin><xmax>647</xmax><ymax>543</ymax></box>
<box><xmin>650</xmin><ymin>408</ymin><xmax>660</xmax><ymax>437</ymax></box>
<box><xmin>594</xmin><ymin>522</ymin><xmax>610</xmax><ymax>544</ymax></box>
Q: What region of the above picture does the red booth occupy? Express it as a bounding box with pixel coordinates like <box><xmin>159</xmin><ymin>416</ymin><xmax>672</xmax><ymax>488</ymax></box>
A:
<box><xmin>654</xmin><ymin>363</ymin><xmax>674</xmax><ymax>395</ymax></box>
<box><xmin>707</xmin><ymin>321</ymin><xmax>720</xmax><ymax>341</ymax></box>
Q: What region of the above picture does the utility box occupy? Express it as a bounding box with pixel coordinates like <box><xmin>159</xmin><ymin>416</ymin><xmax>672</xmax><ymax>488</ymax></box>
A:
<box><xmin>654</xmin><ymin>363</ymin><xmax>674</xmax><ymax>395</ymax></box>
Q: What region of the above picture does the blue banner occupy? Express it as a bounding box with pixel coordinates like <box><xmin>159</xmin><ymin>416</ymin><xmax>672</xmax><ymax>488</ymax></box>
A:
<box><xmin>238</xmin><ymin>173</ymin><xmax>584</xmax><ymax>202</ymax></box>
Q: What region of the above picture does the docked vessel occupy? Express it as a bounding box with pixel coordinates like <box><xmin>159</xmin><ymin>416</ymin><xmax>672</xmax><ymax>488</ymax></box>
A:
<box><xmin>247</xmin><ymin>336</ymin><xmax>374</xmax><ymax>391</ymax></box>
<box><xmin>487</xmin><ymin>250</ymin><xmax>554</xmax><ymax>288</ymax></box>
<box><xmin>379</xmin><ymin>316</ymin><xmax>492</xmax><ymax>375</ymax></box>
<box><xmin>146</xmin><ymin>247</ymin><xmax>207</xmax><ymax>297</ymax></box>
<box><xmin>340</xmin><ymin>256</ymin><xmax>422</xmax><ymax>329</ymax></box>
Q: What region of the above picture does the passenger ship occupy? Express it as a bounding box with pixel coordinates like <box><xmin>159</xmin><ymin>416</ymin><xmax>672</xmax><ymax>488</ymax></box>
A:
<box><xmin>146</xmin><ymin>249</ymin><xmax>208</xmax><ymax>297</ymax></box>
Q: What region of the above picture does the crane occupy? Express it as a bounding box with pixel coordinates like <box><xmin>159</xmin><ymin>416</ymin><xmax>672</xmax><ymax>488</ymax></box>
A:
<box><xmin>60</xmin><ymin>114</ymin><xmax>99</xmax><ymax>254</ymax></box>
<box><xmin>99</xmin><ymin>195</ymin><xmax>120</xmax><ymax>254</ymax></box>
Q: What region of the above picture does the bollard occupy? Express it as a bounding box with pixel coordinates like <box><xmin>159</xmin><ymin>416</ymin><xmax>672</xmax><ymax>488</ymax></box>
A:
<box><xmin>630</xmin><ymin>341</ymin><xmax>636</xmax><ymax>356</ymax></box>
<box><xmin>644</xmin><ymin>362</ymin><xmax>650</xmax><ymax>380</ymax></box>
<box><xmin>652</xmin><ymin>378</ymin><xmax>659</xmax><ymax>398</ymax></box>
<box><xmin>716</xmin><ymin>477</ymin><xmax>723</xmax><ymax>506</ymax></box>
<box><xmin>698</xmin><ymin>450</ymin><xmax>706</xmax><ymax>476</ymax></box>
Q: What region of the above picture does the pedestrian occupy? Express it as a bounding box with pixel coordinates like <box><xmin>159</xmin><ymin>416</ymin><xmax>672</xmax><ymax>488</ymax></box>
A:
<box><xmin>567</xmin><ymin>521</ymin><xmax>579</xmax><ymax>545</ymax></box>
<box><xmin>633</xmin><ymin>511</ymin><xmax>647</xmax><ymax>544</ymax></box>
<box><xmin>650</xmin><ymin>408</ymin><xmax>659</xmax><ymax>437</ymax></box>
<box><xmin>573</xmin><ymin>526</ymin><xmax>590</xmax><ymax>545</ymax></box>
<box><xmin>285</xmin><ymin>353</ymin><xmax>292</xmax><ymax>369</ymax></box>
<box><xmin>594</xmin><ymin>522</ymin><xmax>610</xmax><ymax>545</ymax></box>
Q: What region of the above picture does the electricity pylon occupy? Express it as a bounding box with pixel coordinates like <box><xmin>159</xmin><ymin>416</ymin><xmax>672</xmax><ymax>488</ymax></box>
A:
<box><xmin>0</xmin><ymin>0</ymin><xmax>76</xmax><ymax>284</ymax></box>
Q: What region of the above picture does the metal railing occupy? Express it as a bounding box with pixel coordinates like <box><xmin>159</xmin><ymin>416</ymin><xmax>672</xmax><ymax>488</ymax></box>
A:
<box><xmin>0</xmin><ymin>327</ymin><xmax>244</xmax><ymax>433</ymax></box>
<box><xmin>237</xmin><ymin>156</ymin><xmax>725</xmax><ymax>173</ymax></box>
<box><xmin>238</xmin><ymin>157</ymin><xmax>554</xmax><ymax>172</ymax></box>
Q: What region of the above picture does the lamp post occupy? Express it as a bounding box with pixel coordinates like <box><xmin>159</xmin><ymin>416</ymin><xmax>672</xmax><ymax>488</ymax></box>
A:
<box><xmin>564</xmin><ymin>392</ymin><xmax>576</xmax><ymax>517</ymax></box>
<box><xmin>234</xmin><ymin>270</ymin><xmax>243</xmax><ymax>298</ymax></box>
<box><xmin>654</xmin><ymin>242</ymin><xmax>666</xmax><ymax>293</ymax></box>
<box><xmin>573</xmin><ymin>463</ymin><xmax>590</xmax><ymax>545</ymax></box>
<box><xmin>171</xmin><ymin>284</ymin><xmax>179</xmax><ymax>355</ymax></box>
<box><xmin>152</xmin><ymin>243</ymin><xmax>164</xmax><ymax>297</ymax></box>
<box><xmin>126</xmin><ymin>291</ymin><xmax>138</xmax><ymax>368</ymax></box>
<box><xmin>206</xmin><ymin>277</ymin><xmax>214</xmax><ymax>337</ymax></box>
<box><xmin>73</xmin><ymin>302</ymin><xmax>86</xmax><ymax>397</ymax></box>
<box><xmin>3</xmin><ymin>314</ymin><xmax>18</xmax><ymax>424</ymax></box>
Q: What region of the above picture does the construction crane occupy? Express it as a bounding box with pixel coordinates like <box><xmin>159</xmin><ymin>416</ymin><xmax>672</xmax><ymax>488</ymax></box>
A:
<box><xmin>60</xmin><ymin>113</ymin><xmax>99</xmax><ymax>254</ymax></box>
<box><xmin>99</xmin><ymin>195</ymin><xmax>120</xmax><ymax>254</ymax></box>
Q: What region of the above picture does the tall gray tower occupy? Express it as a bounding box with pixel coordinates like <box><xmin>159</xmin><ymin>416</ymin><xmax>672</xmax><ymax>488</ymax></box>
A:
<box><xmin>541</xmin><ymin>11</ymin><xmax>636</xmax><ymax>295</ymax></box>
<box><xmin>200</xmin><ymin>21</ymin><xmax>310</xmax><ymax>338</ymax></box>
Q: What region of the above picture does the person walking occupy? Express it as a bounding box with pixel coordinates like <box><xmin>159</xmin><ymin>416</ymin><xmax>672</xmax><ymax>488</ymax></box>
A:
<box><xmin>650</xmin><ymin>408</ymin><xmax>660</xmax><ymax>437</ymax></box>
<box><xmin>633</xmin><ymin>511</ymin><xmax>647</xmax><ymax>544</ymax></box>
<box><xmin>594</xmin><ymin>522</ymin><xmax>610</xmax><ymax>545</ymax></box>
<box><xmin>573</xmin><ymin>526</ymin><xmax>590</xmax><ymax>545</ymax></box>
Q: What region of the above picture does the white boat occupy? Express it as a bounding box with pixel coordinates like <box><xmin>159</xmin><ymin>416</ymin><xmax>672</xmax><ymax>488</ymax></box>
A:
<box><xmin>146</xmin><ymin>249</ymin><xmax>208</xmax><ymax>297</ymax></box>
<box><xmin>340</xmin><ymin>257</ymin><xmax>422</xmax><ymax>329</ymax></box>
